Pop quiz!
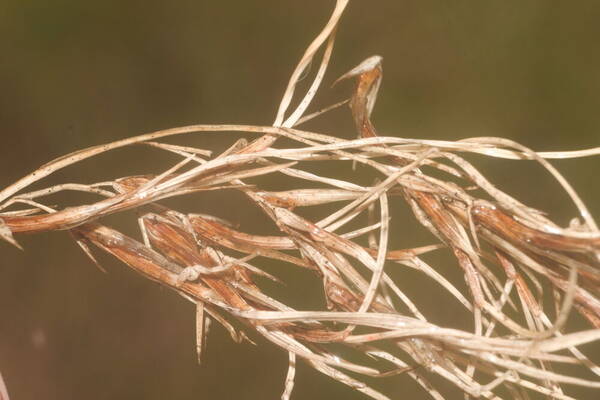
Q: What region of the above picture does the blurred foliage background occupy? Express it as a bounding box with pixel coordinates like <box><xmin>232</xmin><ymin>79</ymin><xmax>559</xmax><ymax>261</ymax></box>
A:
<box><xmin>1</xmin><ymin>1</ymin><xmax>599</xmax><ymax>399</ymax></box>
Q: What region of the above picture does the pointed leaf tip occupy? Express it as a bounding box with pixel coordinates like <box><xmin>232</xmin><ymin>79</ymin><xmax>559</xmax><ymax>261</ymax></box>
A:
<box><xmin>0</xmin><ymin>218</ymin><xmax>23</xmax><ymax>250</ymax></box>
<box><xmin>332</xmin><ymin>55</ymin><xmax>383</xmax><ymax>87</ymax></box>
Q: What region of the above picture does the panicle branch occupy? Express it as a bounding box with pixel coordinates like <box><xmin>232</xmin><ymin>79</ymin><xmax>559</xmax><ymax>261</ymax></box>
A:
<box><xmin>1</xmin><ymin>2</ymin><xmax>599</xmax><ymax>399</ymax></box>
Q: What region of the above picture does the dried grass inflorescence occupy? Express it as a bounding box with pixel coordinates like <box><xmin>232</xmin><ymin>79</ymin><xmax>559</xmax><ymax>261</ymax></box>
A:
<box><xmin>1</xmin><ymin>1</ymin><xmax>600</xmax><ymax>399</ymax></box>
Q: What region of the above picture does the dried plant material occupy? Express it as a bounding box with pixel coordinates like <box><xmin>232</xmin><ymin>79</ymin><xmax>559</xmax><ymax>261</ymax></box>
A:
<box><xmin>281</xmin><ymin>352</ymin><xmax>297</xmax><ymax>400</ymax></box>
<box><xmin>195</xmin><ymin>301</ymin><xmax>206</xmax><ymax>364</ymax></box>
<box><xmin>333</xmin><ymin>55</ymin><xmax>382</xmax><ymax>138</ymax></box>
<box><xmin>274</xmin><ymin>0</ymin><xmax>348</xmax><ymax>128</ymax></box>
<box><xmin>0</xmin><ymin>371</ymin><xmax>9</xmax><ymax>400</ymax></box>
<box><xmin>1</xmin><ymin>1</ymin><xmax>599</xmax><ymax>400</ymax></box>
<box><xmin>0</xmin><ymin>217</ymin><xmax>22</xmax><ymax>250</ymax></box>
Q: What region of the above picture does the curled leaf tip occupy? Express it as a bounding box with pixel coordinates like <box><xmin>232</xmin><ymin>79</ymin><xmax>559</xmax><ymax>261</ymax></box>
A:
<box><xmin>332</xmin><ymin>55</ymin><xmax>383</xmax><ymax>87</ymax></box>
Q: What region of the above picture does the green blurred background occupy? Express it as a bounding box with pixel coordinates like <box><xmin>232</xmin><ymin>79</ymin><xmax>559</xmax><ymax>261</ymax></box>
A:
<box><xmin>1</xmin><ymin>1</ymin><xmax>599</xmax><ymax>399</ymax></box>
